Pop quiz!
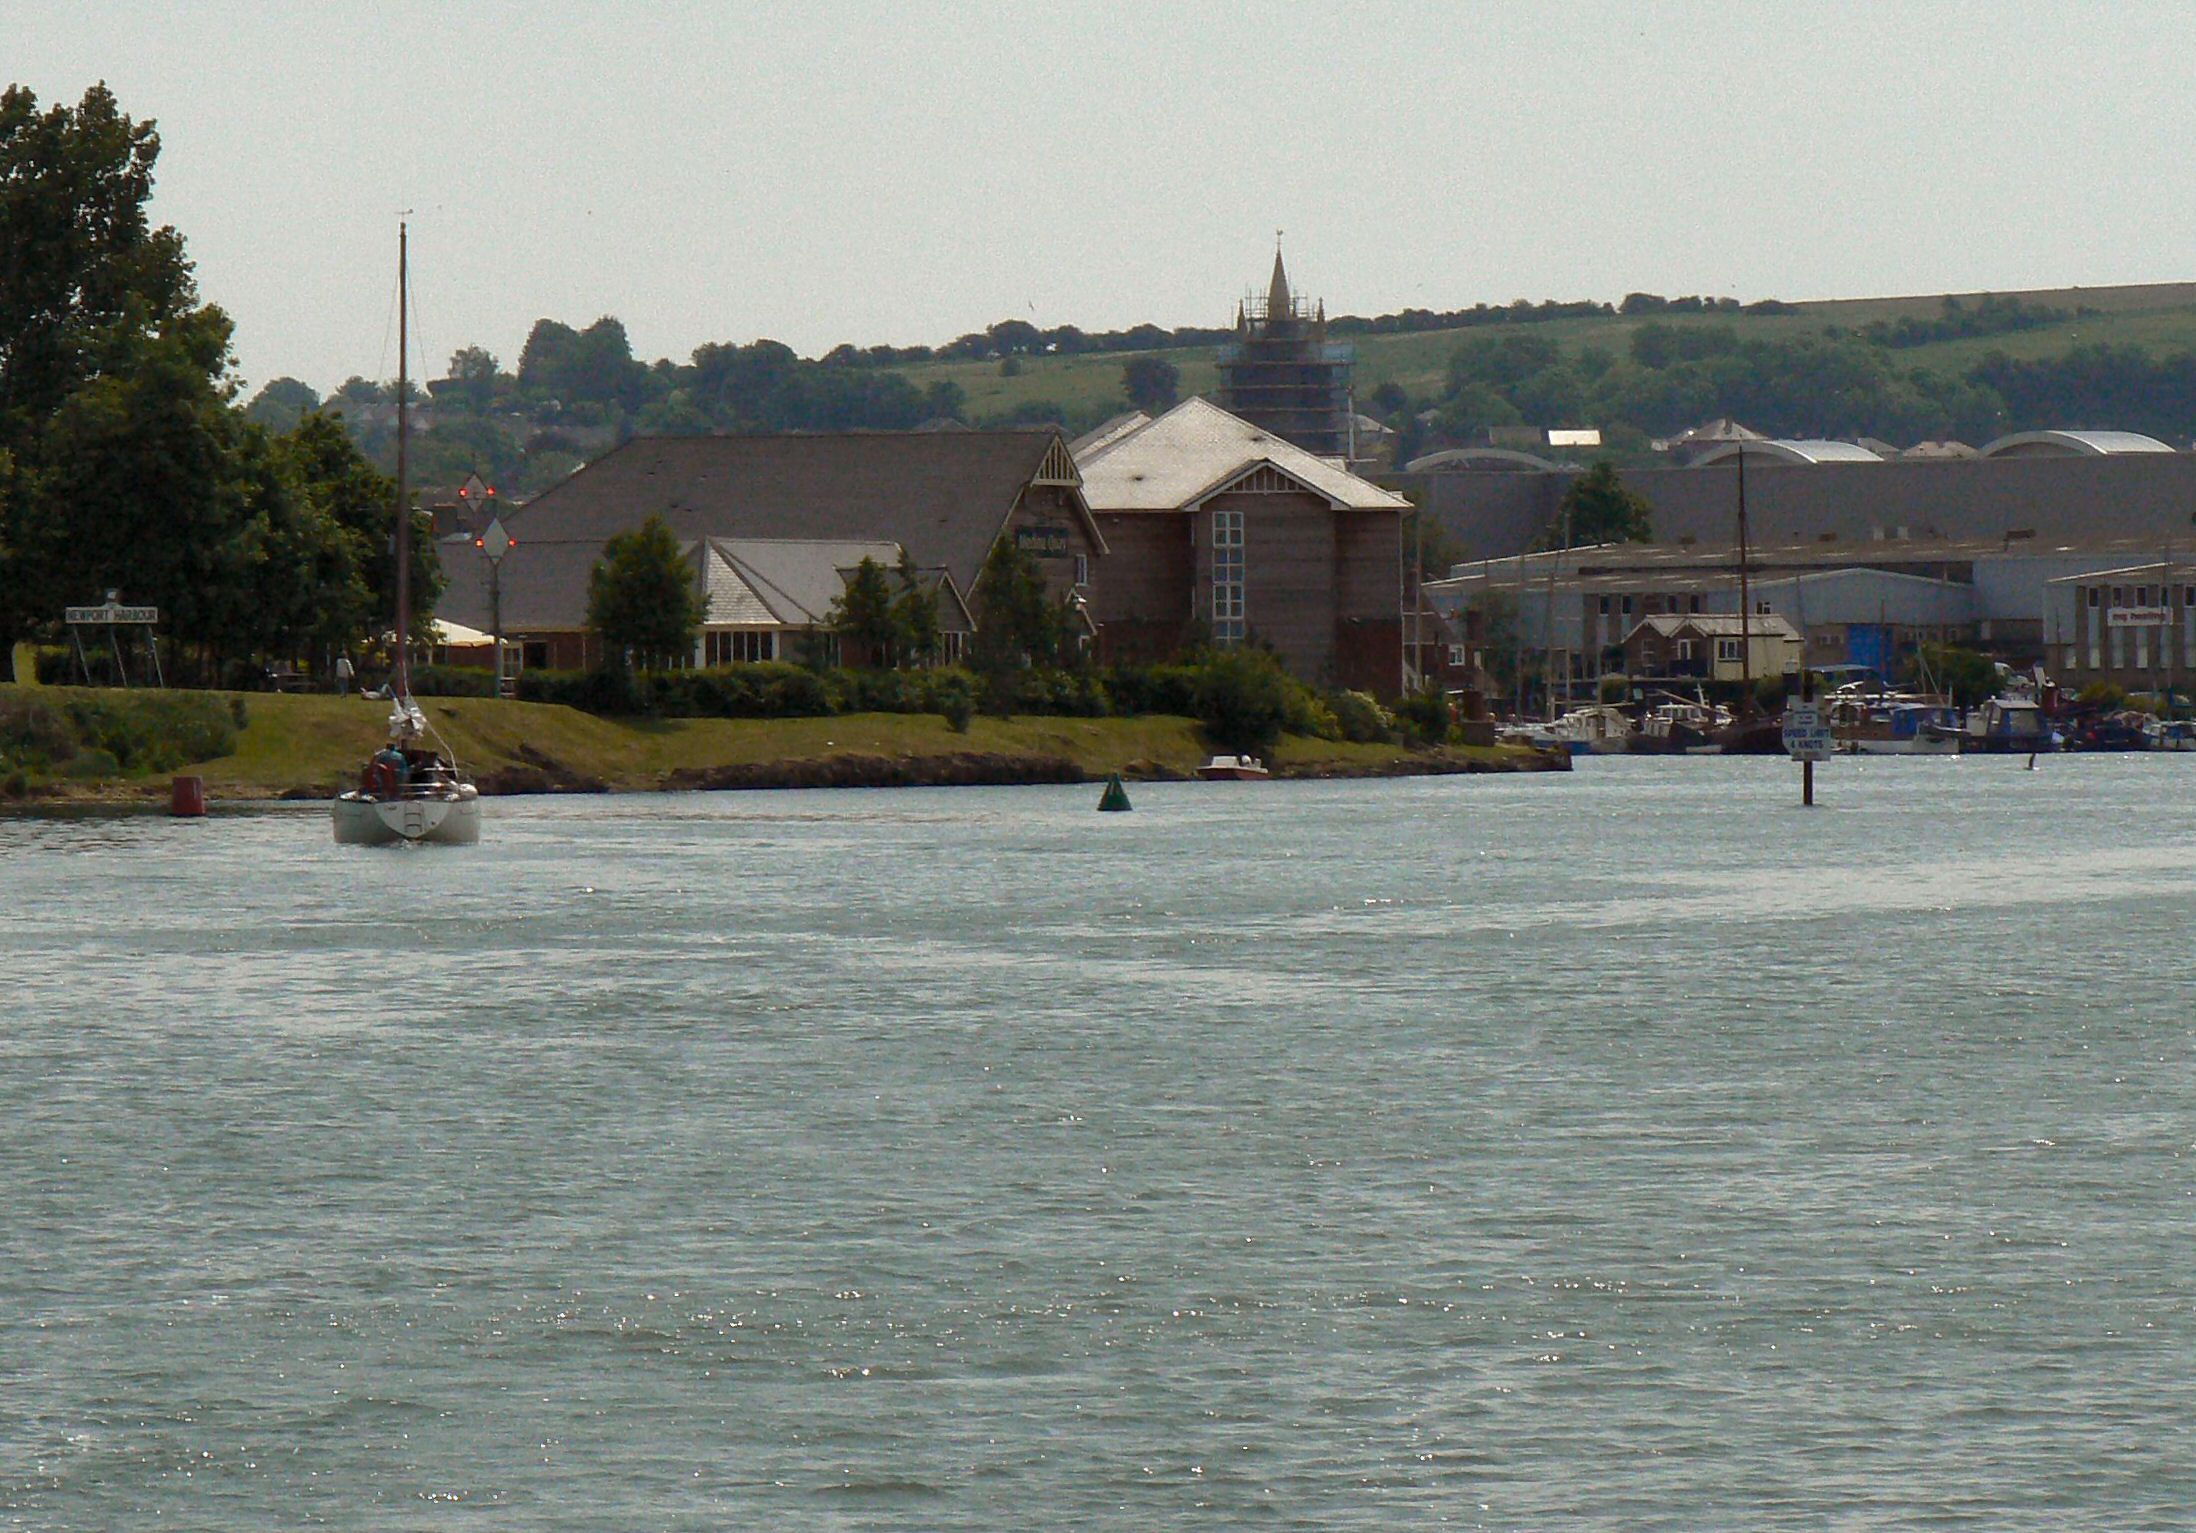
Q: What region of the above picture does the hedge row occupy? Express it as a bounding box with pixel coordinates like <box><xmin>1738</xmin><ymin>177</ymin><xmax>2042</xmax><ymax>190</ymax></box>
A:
<box><xmin>499</xmin><ymin>657</ymin><xmax>1400</xmax><ymax>749</ymax></box>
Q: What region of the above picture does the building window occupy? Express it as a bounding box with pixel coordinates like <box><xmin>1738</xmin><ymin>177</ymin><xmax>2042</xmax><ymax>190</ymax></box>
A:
<box><xmin>522</xmin><ymin>640</ymin><xmax>549</xmax><ymax>671</ymax></box>
<box><xmin>1074</xmin><ymin>553</ymin><xmax>1089</xmax><ymax>588</ymax></box>
<box><xmin>1716</xmin><ymin>638</ymin><xmax>1742</xmax><ymax>663</ymax></box>
<box><xmin>941</xmin><ymin>631</ymin><xmax>966</xmax><ymax>664</ymax></box>
<box><xmin>2087</xmin><ymin>587</ymin><xmax>2100</xmax><ymax>608</ymax></box>
<box><xmin>2113</xmin><ymin>587</ymin><xmax>2127</xmax><ymax>605</ymax></box>
<box><xmin>1598</xmin><ymin>595</ymin><xmax>1611</xmax><ymax>615</ymax></box>
<box><xmin>705</xmin><ymin>629</ymin><xmax>778</xmax><ymax>665</ymax></box>
<box><xmin>1674</xmin><ymin>639</ymin><xmax>1695</xmax><ymax>661</ymax></box>
<box><xmin>1211</xmin><ymin>507</ymin><xmax>1244</xmax><ymax>645</ymax></box>
<box><xmin>1689</xmin><ymin>595</ymin><xmax>1702</xmax><ymax>613</ymax></box>
<box><xmin>1447</xmin><ymin>645</ymin><xmax>1467</xmax><ymax>666</ymax></box>
<box><xmin>2137</xmin><ymin>586</ymin><xmax>2151</xmax><ymax>607</ymax></box>
<box><xmin>1621</xmin><ymin>595</ymin><xmax>1634</xmax><ymax>615</ymax></box>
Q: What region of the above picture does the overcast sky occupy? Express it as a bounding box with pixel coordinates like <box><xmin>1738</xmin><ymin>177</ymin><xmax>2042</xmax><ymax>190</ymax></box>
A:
<box><xmin>16</xmin><ymin>1</ymin><xmax>2196</xmax><ymax>395</ymax></box>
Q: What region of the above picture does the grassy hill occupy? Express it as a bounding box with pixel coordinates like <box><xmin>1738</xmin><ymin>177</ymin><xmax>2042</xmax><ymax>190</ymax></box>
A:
<box><xmin>896</xmin><ymin>280</ymin><xmax>2196</xmax><ymax>427</ymax></box>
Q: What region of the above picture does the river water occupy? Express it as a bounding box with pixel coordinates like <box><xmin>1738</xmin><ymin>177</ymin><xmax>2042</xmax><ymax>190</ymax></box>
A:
<box><xmin>3</xmin><ymin>757</ymin><xmax>2194</xmax><ymax>1530</ymax></box>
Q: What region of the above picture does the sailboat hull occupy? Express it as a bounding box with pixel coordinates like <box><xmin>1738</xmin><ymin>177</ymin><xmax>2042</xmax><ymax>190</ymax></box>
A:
<box><xmin>332</xmin><ymin>790</ymin><xmax>482</xmax><ymax>846</ymax></box>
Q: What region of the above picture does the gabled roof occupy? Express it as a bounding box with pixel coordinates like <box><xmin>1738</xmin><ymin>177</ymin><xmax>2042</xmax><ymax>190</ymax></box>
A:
<box><xmin>1076</xmin><ymin>396</ymin><xmax>1410</xmax><ymax>513</ymax></box>
<box><xmin>1622</xmin><ymin>612</ymin><xmax>1802</xmax><ymax>643</ymax></box>
<box><xmin>1070</xmin><ymin>411</ymin><xmax>1150</xmax><ymax>458</ymax></box>
<box><xmin>496</xmin><ymin>430</ymin><xmax>1101</xmax><ymax>597</ymax></box>
<box><xmin>700</xmin><ymin>538</ymin><xmax>905</xmax><ymax>626</ymax></box>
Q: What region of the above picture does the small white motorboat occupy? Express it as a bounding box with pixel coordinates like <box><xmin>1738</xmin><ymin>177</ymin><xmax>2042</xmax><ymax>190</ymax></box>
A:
<box><xmin>1197</xmin><ymin>754</ymin><xmax>1271</xmax><ymax>780</ymax></box>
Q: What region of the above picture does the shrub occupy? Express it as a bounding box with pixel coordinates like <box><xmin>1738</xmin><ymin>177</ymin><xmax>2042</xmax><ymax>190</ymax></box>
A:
<box><xmin>62</xmin><ymin>746</ymin><xmax>122</xmax><ymax>779</ymax></box>
<box><xmin>1328</xmin><ymin>689</ymin><xmax>1391</xmax><ymax>743</ymax></box>
<box><xmin>2077</xmin><ymin>681</ymin><xmax>2128</xmax><ymax>711</ymax></box>
<box><xmin>1103</xmin><ymin>662</ymin><xmax>1201</xmax><ymax>717</ymax></box>
<box><xmin>0</xmin><ymin>698</ymin><xmax>77</xmax><ymax>768</ymax></box>
<box><xmin>932</xmin><ymin>670</ymin><xmax>976</xmax><ymax>733</ymax></box>
<box><xmin>1191</xmin><ymin>649</ymin><xmax>1298</xmax><ymax>756</ymax></box>
<box><xmin>1012</xmin><ymin>667</ymin><xmax>1109</xmax><ymax>717</ymax></box>
<box><xmin>410</xmin><ymin>664</ymin><xmax>498</xmax><ymax>698</ymax></box>
<box><xmin>1392</xmin><ymin>685</ymin><xmax>1454</xmax><ymax>747</ymax></box>
<box><xmin>58</xmin><ymin>693</ymin><xmax>236</xmax><ymax>771</ymax></box>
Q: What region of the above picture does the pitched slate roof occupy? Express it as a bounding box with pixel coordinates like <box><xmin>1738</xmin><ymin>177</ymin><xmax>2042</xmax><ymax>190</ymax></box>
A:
<box><xmin>1075</xmin><ymin>397</ymin><xmax>1410</xmax><ymax>513</ymax></box>
<box><xmin>703</xmin><ymin>538</ymin><xmax>904</xmax><ymax>626</ymax></box>
<box><xmin>493</xmin><ymin>430</ymin><xmax>1095</xmax><ymax>596</ymax></box>
<box><xmin>433</xmin><ymin>430</ymin><xmax>1095</xmax><ymax>635</ymax></box>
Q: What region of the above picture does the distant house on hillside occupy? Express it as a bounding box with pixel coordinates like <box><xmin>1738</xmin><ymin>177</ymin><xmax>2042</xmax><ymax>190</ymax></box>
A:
<box><xmin>1073</xmin><ymin>397</ymin><xmax>1418</xmax><ymax>694</ymax></box>
<box><xmin>435</xmin><ymin>430</ymin><xmax>1101</xmax><ymax>671</ymax></box>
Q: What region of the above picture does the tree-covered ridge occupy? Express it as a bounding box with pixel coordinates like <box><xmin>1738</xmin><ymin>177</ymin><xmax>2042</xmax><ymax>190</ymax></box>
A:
<box><xmin>1390</xmin><ymin>304</ymin><xmax>2196</xmax><ymax>466</ymax></box>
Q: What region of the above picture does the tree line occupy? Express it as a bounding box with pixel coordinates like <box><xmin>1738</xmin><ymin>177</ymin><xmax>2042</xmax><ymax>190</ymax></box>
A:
<box><xmin>1386</xmin><ymin>303</ymin><xmax>2196</xmax><ymax>464</ymax></box>
<box><xmin>1</xmin><ymin>84</ymin><xmax>434</xmax><ymax>684</ymax></box>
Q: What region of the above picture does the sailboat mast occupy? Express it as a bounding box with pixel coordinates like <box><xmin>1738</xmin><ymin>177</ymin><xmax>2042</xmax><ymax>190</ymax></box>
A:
<box><xmin>1736</xmin><ymin>446</ymin><xmax>1753</xmax><ymax>696</ymax></box>
<box><xmin>394</xmin><ymin>220</ymin><xmax>411</xmax><ymax>698</ymax></box>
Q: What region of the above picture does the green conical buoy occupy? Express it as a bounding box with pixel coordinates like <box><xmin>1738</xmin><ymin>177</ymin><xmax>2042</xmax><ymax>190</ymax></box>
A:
<box><xmin>1097</xmin><ymin>772</ymin><xmax>1132</xmax><ymax>812</ymax></box>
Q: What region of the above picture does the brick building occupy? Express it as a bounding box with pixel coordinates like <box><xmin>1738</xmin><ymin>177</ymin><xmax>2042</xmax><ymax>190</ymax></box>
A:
<box><xmin>436</xmin><ymin>430</ymin><xmax>1100</xmax><ymax>672</ymax></box>
<box><xmin>1074</xmin><ymin>398</ymin><xmax>1415</xmax><ymax>695</ymax></box>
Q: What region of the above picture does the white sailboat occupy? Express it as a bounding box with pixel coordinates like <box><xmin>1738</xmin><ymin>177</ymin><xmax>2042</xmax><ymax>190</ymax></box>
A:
<box><xmin>332</xmin><ymin>221</ymin><xmax>481</xmax><ymax>847</ymax></box>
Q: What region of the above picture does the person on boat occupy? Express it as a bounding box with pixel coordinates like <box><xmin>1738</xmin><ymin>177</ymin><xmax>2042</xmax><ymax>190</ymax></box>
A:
<box><xmin>369</xmin><ymin>743</ymin><xmax>410</xmax><ymax>799</ymax></box>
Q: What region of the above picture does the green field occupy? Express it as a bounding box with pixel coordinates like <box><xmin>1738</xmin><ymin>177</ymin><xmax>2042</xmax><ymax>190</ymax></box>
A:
<box><xmin>904</xmin><ymin>280</ymin><xmax>2196</xmax><ymax>426</ymax></box>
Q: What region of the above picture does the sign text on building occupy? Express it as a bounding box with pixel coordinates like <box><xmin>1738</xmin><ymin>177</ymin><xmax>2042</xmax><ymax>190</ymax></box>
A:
<box><xmin>1014</xmin><ymin>525</ymin><xmax>1071</xmax><ymax>557</ymax></box>
<box><xmin>2107</xmin><ymin>606</ymin><xmax>2170</xmax><ymax>628</ymax></box>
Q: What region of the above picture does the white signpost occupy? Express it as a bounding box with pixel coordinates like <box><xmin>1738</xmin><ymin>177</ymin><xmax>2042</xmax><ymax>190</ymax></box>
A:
<box><xmin>1783</xmin><ymin>697</ymin><xmax>1830</xmax><ymax>807</ymax></box>
<box><xmin>63</xmin><ymin>595</ymin><xmax>164</xmax><ymax>687</ymax></box>
<box><xmin>1781</xmin><ymin>700</ymin><xmax>1832</xmax><ymax>762</ymax></box>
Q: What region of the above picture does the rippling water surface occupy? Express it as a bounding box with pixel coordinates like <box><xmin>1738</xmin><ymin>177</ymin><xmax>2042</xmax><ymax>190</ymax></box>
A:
<box><xmin>4</xmin><ymin>757</ymin><xmax>2195</xmax><ymax>1529</ymax></box>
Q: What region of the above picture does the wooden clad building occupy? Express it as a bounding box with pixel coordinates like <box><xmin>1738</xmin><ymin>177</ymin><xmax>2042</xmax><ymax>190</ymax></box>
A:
<box><xmin>436</xmin><ymin>430</ymin><xmax>1103</xmax><ymax>671</ymax></box>
<box><xmin>1073</xmin><ymin>398</ymin><xmax>1415</xmax><ymax>695</ymax></box>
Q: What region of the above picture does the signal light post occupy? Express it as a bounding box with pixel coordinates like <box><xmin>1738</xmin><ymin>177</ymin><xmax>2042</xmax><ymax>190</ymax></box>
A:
<box><xmin>464</xmin><ymin>478</ymin><xmax>515</xmax><ymax>698</ymax></box>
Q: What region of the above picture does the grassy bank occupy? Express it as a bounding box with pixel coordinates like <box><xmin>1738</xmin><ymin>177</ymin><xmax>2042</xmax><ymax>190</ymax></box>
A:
<box><xmin>1</xmin><ymin>686</ymin><xmax>1551</xmax><ymax>801</ymax></box>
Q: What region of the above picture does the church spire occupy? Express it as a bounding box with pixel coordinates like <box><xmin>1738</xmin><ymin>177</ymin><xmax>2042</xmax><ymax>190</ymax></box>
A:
<box><xmin>1268</xmin><ymin>246</ymin><xmax>1292</xmax><ymax>317</ymax></box>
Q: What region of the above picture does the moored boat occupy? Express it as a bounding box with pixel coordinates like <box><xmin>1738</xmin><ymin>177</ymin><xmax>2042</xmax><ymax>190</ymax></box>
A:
<box><xmin>1941</xmin><ymin>697</ymin><xmax>2059</xmax><ymax>754</ymax></box>
<box><xmin>1197</xmin><ymin>754</ymin><xmax>1270</xmax><ymax>780</ymax></box>
<box><xmin>1831</xmin><ymin>699</ymin><xmax>1962</xmax><ymax>755</ymax></box>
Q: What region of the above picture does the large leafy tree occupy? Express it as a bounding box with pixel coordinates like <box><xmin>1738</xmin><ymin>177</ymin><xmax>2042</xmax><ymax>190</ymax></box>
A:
<box><xmin>277</xmin><ymin>411</ymin><xmax>439</xmax><ymax>655</ymax></box>
<box><xmin>1546</xmin><ymin>460</ymin><xmax>1653</xmax><ymax>548</ymax></box>
<box><xmin>0</xmin><ymin>83</ymin><xmax>217</xmax><ymax>647</ymax></box>
<box><xmin>587</xmin><ymin>515</ymin><xmax>701</xmax><ymax>669</ymax></box>
<box><xmin>971</xmin><ymin>537</ymin><xmax>1074</xmax><ymax>675</ymax></box>
<box><xmin>0</xmin><ymin>84</ymin><xmax>199</xmax><ymax>449</ymax></box>
<box><xmin>1121</xmin><ymin>356</ymin><xmax>1179</xmax><ymax>414</ymax></box>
